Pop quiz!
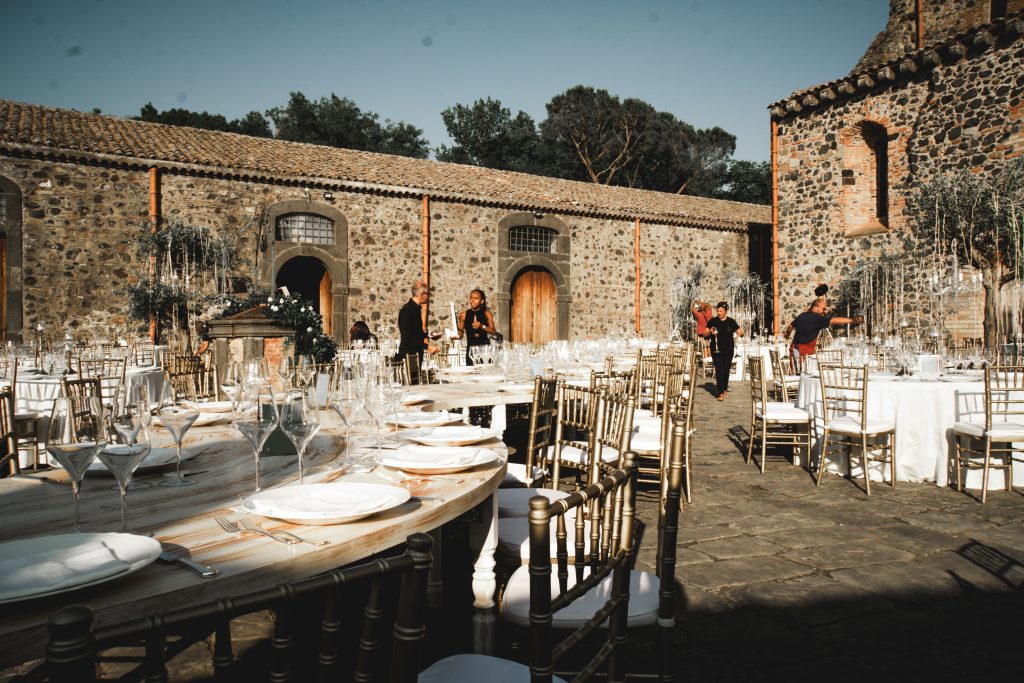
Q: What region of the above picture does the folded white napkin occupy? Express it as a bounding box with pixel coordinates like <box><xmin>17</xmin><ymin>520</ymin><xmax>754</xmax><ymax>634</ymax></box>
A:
<box><xmin>392</xmin><ymin>446</ymin><xmax>480</xmax><ymax>467</ymax></box>
<box><xmin>426</xmin><ymin>426</ymin><xmax>482</xmax><ymax>440</ymax></box>
<box><xmin>248</xmin><ymin>489</ymin><xmax>383</xmax><ymax>517</ymax></box>
<box><xmin>0</xmin><ymin>541</ymin><xmax>129</xmax><ymax>601</ymax></box>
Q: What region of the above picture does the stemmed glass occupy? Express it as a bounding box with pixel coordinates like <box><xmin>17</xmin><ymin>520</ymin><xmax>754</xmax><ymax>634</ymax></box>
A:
<box><xmin>278</xmin><ymin>356</ymin><xmax>296</xmax><ymax>391</ymax></box>
<box><xmin>98</xmin><ymin>423</ymin><xmax>152</xmax><ymax>531</ymax></box>
<box><xmin>279</xmin><ymin>388</ymin><xmax>321</xmax><ymax>484</ymax></box>
<box><xmin>234</xmin><ymin>382</ymin><xmax>279</xmax><ymax>491</ymax></box>
<box><xmin>362</xmin><ymin>382</ymin><xmax>391</xmax><ymax>455</ymax></box>
<box><xmin>220</xmin><ymin>361</ymin><xmax>243</xmax><ymax>409</ymax></box>
<box><xmin>110</xmin><ymin>384</ymin><xmax>152</xmax><ymax>491</ymax></box>
<box><xmin>157</xmin><ymin>383</ymin><xmax>200</xmax><ymax>487</ymax></box>
<box><xmin>246</xmin><ymin>358</ymin><xmax>271</xmax><ymax>385</ymax></box>
<box><xmin>297</xmin><ymin>354</ymin><xmax>317</xmax><ymax>389</ymax></box>
<box><xmin>47</xmin><ymin>396</ymin><xmax>109</xmax><ymax>532</ymax></box>
<box><xmin>329</xmin><ymin>366</ymin><xmax>372</xmax><ymax>472</ymax></box>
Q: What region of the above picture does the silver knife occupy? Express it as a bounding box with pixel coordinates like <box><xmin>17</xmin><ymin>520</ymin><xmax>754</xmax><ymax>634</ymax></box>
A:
<box><xmin>159</xmin><ymin>551</ymin><xmax>218</xmax><ymax>578</ymax></box>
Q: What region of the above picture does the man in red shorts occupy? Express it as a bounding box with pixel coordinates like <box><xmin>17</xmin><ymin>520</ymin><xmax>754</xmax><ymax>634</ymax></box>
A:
<box><xmin>786</xmin><ymin>298</ymin><xmax>862</xmax><ymax>370</ymax></box>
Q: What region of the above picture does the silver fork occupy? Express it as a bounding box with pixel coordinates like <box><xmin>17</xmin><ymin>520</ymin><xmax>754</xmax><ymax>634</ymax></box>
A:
<box><xmin>215</xmin><ymin>516</ymin><xmax>298</xmax><ymax>545</ymax></box>
<box><xmin>238</xmin><ymin>518</ymin><xmax>330</xmax><ymax>546</ymax></box>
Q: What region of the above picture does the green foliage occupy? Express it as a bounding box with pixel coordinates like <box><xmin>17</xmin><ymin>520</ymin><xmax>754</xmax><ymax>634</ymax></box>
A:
<box><xmin>138</xmin><ymin>103</ymin><xmax>272</xmax><ymax>138</ymax></box>
<box><xmin>125</xmin><ymin>279</ymin><xmax>186</xmax><ymax>327</ymax></box>
<box><xmin>266</xmin><ymin>92</ymin><xmax>429</xmax><ymax>158</ymax></box>
<box><xmin>711</xmin><ymin>160</ymin><xmax>771</xmax><ymax>205</ymax></box>
<box><xmin>217</xmin><ymin>292</ymin><xmax>338</xmax><ymax>363</ymax></box>
<box><xmin>437</xmin><ymin>98</ymin><xmax>541</xmax><ymax>173</ymax></box>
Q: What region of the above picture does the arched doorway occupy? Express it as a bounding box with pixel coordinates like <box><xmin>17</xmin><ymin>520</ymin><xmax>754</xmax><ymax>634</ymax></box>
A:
<box><xmin>510</xmin><ymin>267</ymin><xmax>557</xmax><ymax>344</ymax></box>
<box><xmin>276</xmin><ymin>256</ymin><xmax>333</xmax><ymax>336</ymax></box>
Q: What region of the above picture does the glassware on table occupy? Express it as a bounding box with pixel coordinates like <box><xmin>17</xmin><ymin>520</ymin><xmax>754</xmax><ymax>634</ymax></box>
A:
<box><xmin>245</xmin><ymin>358</ymin><xmax>271</xmax><ymax>385</ymax></box>
<box><xmin>362</xmin><ymin>382</ymin><xmax>391</xmax><ymax>455</ymax></box>
<box><xmin>328</xmin><ymin>366</ymin><xmax>371</xmax><ymax>472</ymax></box>
<box><xmin>157</xmin><ymin>383</ymin><xmax>200</xmax><ymax>487</ymax></box>
<box><xmin>234</xmin><ymin>382</ymin><xmax>280</xmax><ymax>491</ymax></box>
<box><xmin>279</xmin><ymin>388</ymin><xmax>321</xmax><ymax>484</ymax></box>
<box><xmin>111</xmin><ymin>384</ymin><xmax>153</xmax><ymax>490</ymax></box>
<box><xmin>278</xmin><ymin>356</ymin><xmax>296</xmax><ymax>391</ymax></box>
<box><xmin>98</xmin><ymin>426</ymin><xmax>151</xmax><ymax>531</ymax></box>
<box><xmin>297</xmin><ymin>354</ymin><xmax>317</xmax><ymax>388</ymax></box>
<box><xmin>220</xmin><ymin>361</ymin><xmax>243</xmax><ymax>409</ymax></box>
<box><xmin>47</xmin><ymin>396</ymin><xmax>109</xmax><ymax>532</ymax></box>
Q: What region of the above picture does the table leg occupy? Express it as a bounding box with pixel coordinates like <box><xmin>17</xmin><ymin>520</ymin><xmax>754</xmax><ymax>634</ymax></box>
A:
<box><xmin>427</xmin><ymin>526</ymin><xmax>444</xmax><ymax>608</ymax></box>
<box><xmin>468</xmin><ymin>492</ymin><xmax>498</xmax><ymax>655</ymax></box>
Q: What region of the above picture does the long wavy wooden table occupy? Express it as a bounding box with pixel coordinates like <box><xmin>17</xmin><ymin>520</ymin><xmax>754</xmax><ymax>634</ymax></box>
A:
<box><xmin>0</xmin><ymin>415</ymin><xmax>505</xmax><ymax>668</ymax></box>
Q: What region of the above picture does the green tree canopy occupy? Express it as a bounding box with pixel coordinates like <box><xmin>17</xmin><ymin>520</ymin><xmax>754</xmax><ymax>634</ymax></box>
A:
<box><xmin>266</xmin><ymin>92</ymin><xmax>429</xmax><ymax>158</ymax></box>
<box><xmin>436</xmin><ymin>98</ymin><xmax>540</xmax><ymax>173</ymax></box>
<box><xmin>138</xmin><ymin>103</ymin><xmax>272</xmax><ymax>137</ymax></box>
<box><xmin>711</xmin><ymin>160</ymin><xmax>771</xmax><ymax>205</ymax></box>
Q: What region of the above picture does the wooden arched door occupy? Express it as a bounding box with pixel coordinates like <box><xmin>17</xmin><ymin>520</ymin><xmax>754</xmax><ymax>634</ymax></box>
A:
<box><xmin>510</xmin><ymin>267</ymin><xmax>556</xmax><ymax>344</ymax></box>
<box><xmin>276</xmin><ymin>256</ymin><xmax>333</xmax><ymax>336</ymax></box>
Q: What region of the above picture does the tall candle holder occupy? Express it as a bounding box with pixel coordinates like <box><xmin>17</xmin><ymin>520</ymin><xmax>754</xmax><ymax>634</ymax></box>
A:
<box><xmin>34</xmin><ymin>323</ymin><xmax>44</xmax><ymax>368</ymax></box>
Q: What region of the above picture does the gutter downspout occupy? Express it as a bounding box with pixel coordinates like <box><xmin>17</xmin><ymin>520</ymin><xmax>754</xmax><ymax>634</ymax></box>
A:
<box><xmin>148</xmin><ymin>166</ymin><xmax>160</xmax><ymax>343</ymax></box>
<box><xmin>771</xmin><ymin>120</ymin><xmax>780</xmax><ymax>336</ymax></box>
<box><xmin>634</xmin><ymin>218</ymin><xmax>642</xmax><ymax>335</ymax></box>
<box><xmin>422</xmin><ymin>194</ymin><xmax>430</xmax><ymax>331</ymax></box>
<box><xmin>916</xmin><ymin>0</ymin><xmax>924</xmax><ymax>50</ymax></box>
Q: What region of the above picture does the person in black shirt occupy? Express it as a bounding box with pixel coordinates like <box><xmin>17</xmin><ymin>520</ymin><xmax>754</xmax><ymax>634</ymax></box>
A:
<box><xmin>786</xmin><ymin>297</ymin><xmax>861</xmax><ymax>369</ymax></box>
<box><xmin>397</xmin><ymin>281</ymin><xmax>437</xmax><ymax>364</ymax></box>
<box><xmin>457</xmin><ymin>289</ymin><xmax>497</xmax><ymax>365</ymax></box>
<box><xmin>703</xmin><ymin>301</ymin><xmax>744</xmax><ymax>400</ymax></box>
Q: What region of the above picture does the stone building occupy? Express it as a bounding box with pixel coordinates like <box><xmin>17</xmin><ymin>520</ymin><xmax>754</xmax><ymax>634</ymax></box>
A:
<box><xmin>0</xmin><ymin>100</ymin><xmax>769</xmax><ymax>345</ymax></box>
<box><xmin>769</xmin><ymin>0</ymin><xmax>1024</xmax><ymax>337</ymax></box>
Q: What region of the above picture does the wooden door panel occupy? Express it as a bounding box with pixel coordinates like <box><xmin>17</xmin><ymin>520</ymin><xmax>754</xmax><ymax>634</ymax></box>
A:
<box><xmin>511</xmin><ymin>268</ymin><xmax>556</xmax><ymax>344</ymax></box>
<box><xmin>319</xmin><ymin>269</ymin><xmax>333</xmax><ymax>336</ymax></box>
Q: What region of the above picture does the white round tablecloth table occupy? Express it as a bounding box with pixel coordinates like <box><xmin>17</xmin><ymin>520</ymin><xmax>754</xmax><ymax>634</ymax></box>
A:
<box><xmin>795</xmin><ymin>374</ymin><xmax>1024</xmax><ymax>490</ymax></box>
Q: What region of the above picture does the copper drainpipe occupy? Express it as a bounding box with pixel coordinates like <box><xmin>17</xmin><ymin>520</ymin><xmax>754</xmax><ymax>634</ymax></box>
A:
<box><xmin>148</xmin><ymin>167</ymin><xmax>160</xmax><ymax>342</ymax></box>
<box><xmin>771</xmin><ymin>119</ymin><xmax>780</xmax><ymax>335</ymax></box>
<box><xmin>916</xmin><ymin>0</ymin><xmax>924</xmax><ymax>49</ymax></box>
<box><xmin>421</xmin><ymin>194</ymin><xmax>430</xmax><ymax>330</ymax></box>
<box><xmin>634</xmin><ymin>218</ymin><xmax>642</xmax><ymax>335</ymax></box>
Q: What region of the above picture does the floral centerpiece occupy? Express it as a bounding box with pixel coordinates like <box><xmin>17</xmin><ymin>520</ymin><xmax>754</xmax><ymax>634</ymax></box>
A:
<box><xmin>213</xmin><ymin>291</ymin><xmax>338</xmax><ymax>363</ymax></box>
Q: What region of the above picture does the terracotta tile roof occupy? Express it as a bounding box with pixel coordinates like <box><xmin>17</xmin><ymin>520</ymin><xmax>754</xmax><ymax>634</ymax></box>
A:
<box><xmin>0</xmin><ymin>100</ymin><xmax>769</xmax><ymax>231</ymax></box>
<box><xmin>767</xmin><ymin>10</ymin><xmax>1024</xmax><ymax>119</ymax></box>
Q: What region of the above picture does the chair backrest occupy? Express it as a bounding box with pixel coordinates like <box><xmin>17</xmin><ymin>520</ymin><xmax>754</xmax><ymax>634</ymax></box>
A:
<box><xmin>748</xmin><ymin>355</ymin><xmax>768</xmax><ymax>417</ymax></box>
<box><xmin>76</xmin><ymin>358</ymin><xmax>126</xmax><ymax>404</ymax></box>
<box><xmin>527</xmin><ymin>454</ymin><xmax>636</xmax><ymax>681</ymax></box>
<box><xmin>767</xmin><ymin>348</ymin><xmax>789</xmax><ymax>402</ymax></box>
<box><xmin>165</xmin><ymin>366</ymin><xmax>219</xmax><ymax>402</ymax></box>
<box><xmin>131</xmin><ymin>343</ymin><xmax>156</xmax><ymax>366</ymax></box>
<box><xmin>655</xmin><ymin>413</ymin><xmax>688</xmax><ymax>674</ymax></box>
<box><xmin>0</xmin><ymin>387</ymin><xmax>20</xmax><ymax>476</ymax></box>
<box><xmin>816</xmin><ymin>349</ymin><xmax>844</xmax><ymax>366</ymax></box>
<box><xmin>984</xmin><ymin>364</ymin><xmax>1024</xmax><ymax>429</ymax></box>
<box><xmin>594</xmin><ymin>388</ymin><xmax>636</xmax><ymax>472</ymax></box>
<box><xmin>523</xmin><ymin>376</ymin><xmax>559</xmax><ymax>487</ymax></box>
<box><xmin>60</xmin><ymin>377</ymin><xmax>103</xmax><ymax>401</ymax></box>
<box><xmin>550</xmin><ymin>381</ymin><xmax>601</xmax><ymax>485</ymax></box>
<box><xmin>818</xmin><ymin>364</ymin><xmax>868</xmax><ymax>431</ymax></box>
<box><xmin>43</xmin><ymin>534</ymin><xmax>433</xmax><ymax>683</ymax></box>
<box><xmin>403</xmin><ymin>352</ymin><xmax>425</xmax><ymax>385</ymax></box>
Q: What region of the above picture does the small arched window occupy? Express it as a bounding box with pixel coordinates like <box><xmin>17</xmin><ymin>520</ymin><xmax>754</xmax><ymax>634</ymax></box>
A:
<box><xmin>276</xmin><ymin>213</ymin><xmax>334</xmax><ymax>245</ymax></box>
<box><xmin>509</xmin><ymin>225</ymin><xmax>557</xmax><ymax>253</ymax></box>
<box><xmin>840</xmin><ymin>120</ymin><xmax>890</xmax><ymax>235</ymax></box>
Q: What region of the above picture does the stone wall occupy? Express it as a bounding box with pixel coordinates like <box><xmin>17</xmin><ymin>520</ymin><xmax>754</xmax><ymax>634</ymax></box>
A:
<box><xmin>775</xmin><ymin>30</ymin><xmax>1024</xmax><ymax>339</ymax></box>
<box><xmin>0</xmin><ymin>156</ymin><xmax>755</xmax><ymax>344</ymax></box>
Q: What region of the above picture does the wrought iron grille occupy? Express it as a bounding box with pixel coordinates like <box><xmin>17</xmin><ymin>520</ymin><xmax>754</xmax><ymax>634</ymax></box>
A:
<box><xmin>276</xmin><ymin>213</ymin><xmax>334</xmax><ymax>245</ymax></box>
<box><xmin>509</xmin><ymin>225</ymin><xmax>556</xmax><ymax>253</ymax></box>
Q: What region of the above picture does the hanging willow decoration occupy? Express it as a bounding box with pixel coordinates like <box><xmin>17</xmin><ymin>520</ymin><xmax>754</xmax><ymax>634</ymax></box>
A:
<box><xmin>832</xmin><ymin>253</ymin><xmax>907</xmax><ymax>339</ymax></box>
<box><xmin>723</xmin><ymin>271</ymin><xmax>767</xmax><ymax>333</ymax></box>
<box><xmin>670</xmin><ymin>265</ymin><xmax>708</xmax><ymax>339</ymax></box>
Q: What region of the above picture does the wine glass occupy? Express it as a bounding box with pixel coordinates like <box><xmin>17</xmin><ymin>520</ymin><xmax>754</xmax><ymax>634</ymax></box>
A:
<box><xmin>329</xmin><ymin>366</ymin><xmax>372</xmax><ymax>472</ymax></box>
<box><xmin>157</xmin><ymin>383</ymin><xmax>200</xmax><ymax>487</ymax></box>
<box><xmin>245</xmin><ymin>358</ymin><xmax>271</xmax><ymax>385</ymax></box>
<box><xmin>278</xmin><ymin>356</ymin><xmax>296</xmax><ymax>390</ymax></box>
<box><xmin>220</xmin><ymin>361</ymin><xmax>243</xmax><ymax>409</ymax></box>
<box><xmin>279</xmin><ymin>388</ymin><xmax>321</xmax><ymax>484</ymax></box>
<box><xmin>362</xmin><ymin>382</ymin><xmax>391</xmax><ymax>455</ymax></box>
<box><xmin>111</xmin><ymin>384</ymin><xmax>150</xmax><ymax>447</ymax></box>
<box><xmin>98</xmin><ymin>426</ymin><xmax>151</xmax><ymax>531</ymax></box>
<box><xmin>47</xmin><ymin>396</ymin><xmax>109</xmax><ymax>532</ymax></box>
<box><xmin>234</xmin><ymin>382</ymin><xmax>279</xmax><ymax>491</ymax></box>
<box><xmin>297</xmin><ymin>354</ymin><xmax>317</xmax><ymax>389</ymax></box>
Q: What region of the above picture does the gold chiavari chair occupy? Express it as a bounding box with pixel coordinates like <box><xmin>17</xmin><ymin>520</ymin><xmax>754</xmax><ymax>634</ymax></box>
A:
<box><xmin>0</xmin><ymin>387</ymin><xmax>20</xmax><ymax>476</ymax></box>
<box><xmin>815</xmin><ymin>348</ymin><xmax>844</xmax><ymax>366</ymax></box>
<box><xmin>6</xmin><ymin>358</ymin><xmax>43</xmax><ymax>468</ymax></box>
<box><xmin>403</xmin><ymin>352</ymin><xmax>429</xmax><ymax>385</ymax></box>
<box><xmin>498</xmin><ymin>376</ymin><xmax>564</xmax><ymax>500</ymax></box>
<box><xmin>545</xmin><ymin>380</ymin><xmax>601</xmax><ymax>490</ymax></box>
<box><xmin>952</xmin><ymin>364</ymin><xmax>1024</xmax><ymax>503</ymax></box>
<box><xmin>817</xmin><ymin>364</ymin><xmax>896</xmax><ymax>494</ymax></box>
<box><xmin>77</xmin><ymin>357</ymin><xmax>126</xmax><ymax>405</ymax></box>
<box><xmin>131</xmin><ymin>342</ymin><xmax>156</xmax><ymax>366</ymax></box>
<box><xmin>769</xmin><ymin>347</ymin><xmax>801</xmax><ymax>402</ymax></box>
<box><xmin>747</xmin><ymin>356</ymin><xmax>811</xmax><ymax>474</ymax></box>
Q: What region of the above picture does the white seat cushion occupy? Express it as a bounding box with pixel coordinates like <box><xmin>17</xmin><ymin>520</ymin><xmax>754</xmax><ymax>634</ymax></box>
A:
<box><xmin>14</xmin><ymin>412</ymin><xmax>40</xmax><ymax>421</ymax></box>
<box><xmin>757</xmin><ymin>402</ymin><xmax>810</xmax><ymax>424</ymax></box>
<box><xmin>634</xmin><ymin>408</ymin><xmax>654</xmax><ymax>420</ymax></box>
<box><xmin>498</xmin><ymin>511</ymin><xmax>583</xmax><ymax>559</ymax></box>
<box><xmin>501</xmin><ymin>565</ymin><xmax>659</xmax><ymax>629</ymax></box>
<box><xmin>549</xmin><ymin>444</ymin><xmax>618</xmax><ymax>465</ymax></box>
<box><xmin>420</xmin><ymin>654</ymin><xmax>567</xmax><ymax>683</ymax></box>
<box><xmin>502</xmin><ymin>463</ymin><xmax>544</xmax><ymax>487</ymax></box>
<box><xmin>629</xmin><ymin>431</ymin><xmax>661</xmax><ymax>453</ymax></box>
<box><xmin>633</xmin><ymin>417</ymin><xmax>662</xmax><ymax>435</ymax></box>
<box><xmin>498</xmin><ymin>487</ymin><xmax>571</xmax><ymax>518</ymax></box>
<box><xmin>953</xmin><ymin>420</ymin><xmax>1024</xmax><ymax>441</ymax></box>
<box><xmin>828</xmin><ymin>414</ymin><xmax>895</xmax><ymax>435</ymax></box>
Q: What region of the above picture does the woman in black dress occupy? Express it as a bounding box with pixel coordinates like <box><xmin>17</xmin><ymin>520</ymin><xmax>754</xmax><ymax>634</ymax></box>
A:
<box><xmin>703</xmin><ymin>301</ymin><xmax>744</xmax><ymax>400</ymax></box>
<box><xmin>458</xmin><ymin>289</ymin><xmax>497</xmax><ymax>365</ymax></box>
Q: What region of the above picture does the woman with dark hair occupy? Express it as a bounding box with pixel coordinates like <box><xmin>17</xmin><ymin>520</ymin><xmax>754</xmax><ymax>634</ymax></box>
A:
<box><xmin>703</xmin><ymin>301</ymin><xmax>744</xmax><ymax>400</ymax></box>
<box><xmin>457</xmin><ymin>289</ymin><xmax>496</xmax><ymax>365</ymax></box>
<box><xmin>349</xmin><ymin>320</ymin><xmax>378</xmax><ymax>347</ymax></box>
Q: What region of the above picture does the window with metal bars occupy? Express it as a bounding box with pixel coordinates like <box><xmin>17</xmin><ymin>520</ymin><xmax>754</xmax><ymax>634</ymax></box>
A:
<box><xmin>508</xmin><ymin>225</ymin><xmax>557</xmax><ymax>253</ymax></box>
<box><xmin>275</xmin><ymin>213</ymin><xmax>334</xmax><ymax>245</ymax></box>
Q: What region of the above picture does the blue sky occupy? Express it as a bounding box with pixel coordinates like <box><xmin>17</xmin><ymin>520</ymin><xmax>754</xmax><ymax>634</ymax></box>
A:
<box><xmin>0</xmin><ymin>0</ymin><xmax>889</xmax><ymax>162</ymax></box>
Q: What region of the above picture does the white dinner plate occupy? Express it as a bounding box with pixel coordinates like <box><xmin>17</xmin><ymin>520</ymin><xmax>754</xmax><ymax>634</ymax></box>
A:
<box><xmin>151</xmin><ymin>412</ymin><xmax>225</xmax><ymax>429</ymax></box>
<box><xmin>377</xmin><ymin>445</ymin><xmax>499</xmax><ymax>474</ymax></box>
<box><xmin>0</xmin><ymin>533</ymin><xmax>161</xmax><ymax>604</ymax></box>
<box><xmin>83</xmin><ymin>446</ymin><xmax>193</xmax><ymax>474</ymax></box>
<box><xmin>385</xmin><ymin>410</ymin><xmax>453</xmax><ymax>428</ymax></box>
<box><xmin>402</xmin><ymin>392</ymin><xmax>430</xmax><ymax>405</ymax></box>
<box><xmin>241</xmin><ymin>483</ymin><xmax>410</xmax><ymax>525</ymax></box>
<box><xmin>438</xmin><ymin>365</ymin><xmax>479</xmax><ymax>375</ymax></box>
<box><xmin>402</xmin><ymin>425</ymin><xmax>502</xmax><ymax>447</ymax></box>
<box><xmin>190</xmin><ymin>400</ymin><xmax>234</xmax><ymax>413</ymax></box>
<box><xmin>457</xmin><ymin>373</ymin><xmax>507</xmax><ymax>383</ymax></box>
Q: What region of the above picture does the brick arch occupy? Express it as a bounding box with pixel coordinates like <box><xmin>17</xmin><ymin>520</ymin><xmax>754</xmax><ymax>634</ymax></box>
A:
<box><xmin>0</xmin><ymin>175</ymin><xmax>22</xmax><ymax>341</ymax></box>
<box><xmin>495</xmin><ymin>212</ymin><xmax>572</xmax><ymax>340</ymax></box>
<box><xmin>840</xmin><ymin>119</ymin><xmax>891</xmax><ymax>236</ymax></box>
<box><xmin>260</xmin><ymin>199</ymin><xmax>349</xmax><ymax>342</ymax></box>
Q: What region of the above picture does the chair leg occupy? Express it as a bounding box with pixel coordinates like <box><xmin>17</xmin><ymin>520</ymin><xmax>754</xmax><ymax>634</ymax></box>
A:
<box><xmin>815</xmin><ymin>430</ymin><xmax>829</xmax><ymax>487</ymax></box>
<box><xmin>746</xmin><ymin>419</ymin><xmax>755</xmax><ymax>464</ymax></box>
<box><xmin>861</xmin><ymin>433</ymin><xmax>871</xmax><ymax>496</ymax></box>
<box><xmin>759</xmin><ymin>425</ymin><xmax>767</xmax><ymax>475</ymax></box>
<box><xmin>889</xmin><ymin>432</ymin><xmax>897</xmax><ymax>488</ymax></box>
<box><xmin>981</xmin><ymin>438</ymin><xmax>991</xmax><ymax>504</ymax></box>
<box><xmin>954</xmin><ymin>436</ymin><xmax>964</xmax><ymax>492</ymax></box>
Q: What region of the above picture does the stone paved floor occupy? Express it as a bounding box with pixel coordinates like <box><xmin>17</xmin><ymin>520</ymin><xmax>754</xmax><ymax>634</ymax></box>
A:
<box><xmin>5</xmin><ymin>381</ymin><xmax>1023</xmax><ymax>681</ymax></box>
<box><xmin>629</xmin><ymin>380</ymin><xmax>1024</xmax><ymax>682</ymax></box>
